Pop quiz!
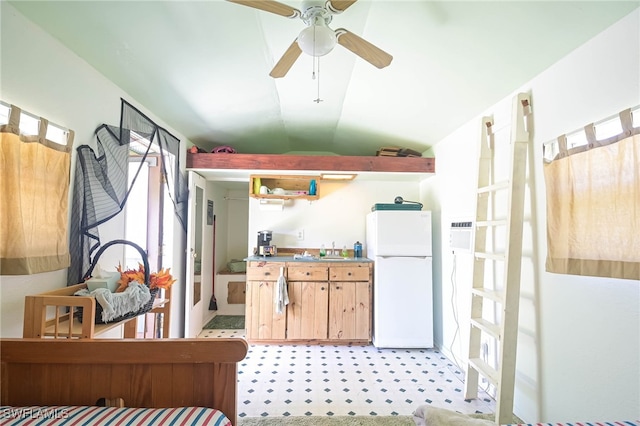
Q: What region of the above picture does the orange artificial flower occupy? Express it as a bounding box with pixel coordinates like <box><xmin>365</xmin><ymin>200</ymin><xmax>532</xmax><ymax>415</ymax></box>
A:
<box><xmin>150</xmin><ymin>267</ymin><xmax>177</xmax><ymax>289</ymax></box>
<box><xmin>116</xmin><ymin>263</ymin><xmax>176</xmax><ymax>292</ymax></box>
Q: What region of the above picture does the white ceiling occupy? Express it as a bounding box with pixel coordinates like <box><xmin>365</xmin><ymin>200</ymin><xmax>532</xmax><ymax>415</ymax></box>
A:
<box><xmin>9</xmin><ymin>0</ymin><xmax>638</xmax><ymax>156</ymax></box>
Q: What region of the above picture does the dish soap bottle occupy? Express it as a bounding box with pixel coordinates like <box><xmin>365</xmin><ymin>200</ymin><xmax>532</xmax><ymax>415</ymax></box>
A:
<box><xmin>341</xmin><ymin>245</ymin><xmax>349</xmax><ymax>258</ymax></box>
<box><xmin>319</xmin><ymin>244</ymin><xmax>326</xmax><ymax>257</ymax></box>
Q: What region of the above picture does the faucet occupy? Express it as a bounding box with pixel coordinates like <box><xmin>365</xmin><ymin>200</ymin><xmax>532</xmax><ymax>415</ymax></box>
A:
<box><xmin>332</xmin><ymin>241</ymin><xmax>336</xmax><ymax>256</ymax></box>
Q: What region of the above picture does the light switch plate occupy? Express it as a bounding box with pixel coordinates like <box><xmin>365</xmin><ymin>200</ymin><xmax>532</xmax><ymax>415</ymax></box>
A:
<box><xmin>296</xmin><ymin>229</ymin><xmax>304</xmax><ymax>240</ymax></box>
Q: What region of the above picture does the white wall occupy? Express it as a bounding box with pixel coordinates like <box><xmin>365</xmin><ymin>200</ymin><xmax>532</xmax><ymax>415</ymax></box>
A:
<box><xmin>422</xmin><ymin>9</ymin><xmax>640</xmax><ymax>422</ymax></box>
<box><xmin>225</xmin><ymin>189</ymin><xmax>250</xmax><ymax>262</ymax></box>
<box><xmin>248</xmin><ymin>179</ymin><xmax>422</xmax><ymax>256</ymax></box>
<box><xmin>0</xmin><ymin>3</ymin><xmax>191</xmax><ymax>338</ymax></box>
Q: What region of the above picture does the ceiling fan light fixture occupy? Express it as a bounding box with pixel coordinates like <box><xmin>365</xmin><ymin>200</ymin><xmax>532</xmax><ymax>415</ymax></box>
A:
<box><xmin>298</xmin><ymin>24</ymin><xmax>336</xmax><ymax>57</ymax></box>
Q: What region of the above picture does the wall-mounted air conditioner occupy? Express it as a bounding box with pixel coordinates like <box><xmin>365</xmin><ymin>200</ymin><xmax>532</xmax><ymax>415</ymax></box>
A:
<box><xmin>449</xmin><ymin>220</ymin><xmax>474</xmax><ymax>253</ymax></box>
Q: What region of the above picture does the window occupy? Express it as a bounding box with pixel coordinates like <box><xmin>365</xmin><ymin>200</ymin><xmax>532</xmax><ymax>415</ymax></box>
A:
<box><xmin>543</xmin><ymin>106</ymin><xmax>640</xmax><ymax>280</ymax></box>
<box><xmin>0</xmin><ymin>102</ymin><xmax>73</xmax><ymax>275</ymax></box>
<box><xmin>0</xmin><ymin>101</ymin><xmax>71</xmax><ymax>146</ymax></box>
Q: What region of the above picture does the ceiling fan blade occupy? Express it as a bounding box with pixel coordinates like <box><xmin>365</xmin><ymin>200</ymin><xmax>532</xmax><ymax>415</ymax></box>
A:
<box><xmin>327</xmin><ymin>0</ymin><xmax>358</xmax><ymax>13</ymax></box>
<box><xmin>227</xmin><ymin>0</ymin><xmax>300</xmax><ymax>18</ymax></box>
<box><xmin>336</xmin><ymin>28</ymin><xmax>393</xmax><ymax>69</ymax></box>
<box><xmin>270</xmin><ymin>40</ymin><xmax>302</xmax><ymax>78</ymax></box>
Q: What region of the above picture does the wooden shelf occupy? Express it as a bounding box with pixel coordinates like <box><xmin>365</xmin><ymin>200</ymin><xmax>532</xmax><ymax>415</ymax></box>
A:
<box><xmin>187</xmin><ymin>153</ymin><xmax>435</xmax><ymax>174</ymax></box>
<box><xmin>250</xmin><ymin>174</ymin><xmax>320</xmax><ymax>200</ymax></box>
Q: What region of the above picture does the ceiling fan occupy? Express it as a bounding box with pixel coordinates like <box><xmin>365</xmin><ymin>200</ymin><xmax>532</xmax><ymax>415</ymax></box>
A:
<box><xmin>227</xmin><ymin>0</ymin><xmax>393</xmax><ymax>78</ymax></box>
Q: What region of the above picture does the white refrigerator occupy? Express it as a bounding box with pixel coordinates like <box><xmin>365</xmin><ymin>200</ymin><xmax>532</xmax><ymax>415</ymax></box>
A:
<box><xmin>366</xmin><ymin>210</ymin><xmax>433</xmax><ymax>348</ymax></box>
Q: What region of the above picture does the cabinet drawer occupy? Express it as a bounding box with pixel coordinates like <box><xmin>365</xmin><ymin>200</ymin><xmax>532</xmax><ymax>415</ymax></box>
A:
<box><xmin>287</xmin><ymin>265</ymin><xmax>329</xmax><ymax>281</ymax></box>
<box><xmin>246</xmin><ymin>263</ymin><xmax>286</xmax><ymax>281</ymax></box>
<box><xmin>330</xmin><ymin>266</ymin><xmax>370</xmax><ymax>281</ymax></box>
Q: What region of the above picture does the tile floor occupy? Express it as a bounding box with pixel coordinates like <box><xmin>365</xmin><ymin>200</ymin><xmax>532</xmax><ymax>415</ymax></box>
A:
<box><xmin>198</xmin><ymin>328</ymin><xmax>496</xmax><ymax>418</ymax></box>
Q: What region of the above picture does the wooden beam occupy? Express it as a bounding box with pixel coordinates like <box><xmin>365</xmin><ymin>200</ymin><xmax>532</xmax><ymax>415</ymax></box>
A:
<box><xmin>187</xmin><ymin>153</ymin><xmax>435</xmax><ymax>174</ymax></box>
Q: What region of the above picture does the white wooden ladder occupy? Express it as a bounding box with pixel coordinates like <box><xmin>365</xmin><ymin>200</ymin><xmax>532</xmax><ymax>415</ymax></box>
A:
<box><xmin>463</xmin><ymin>92</ymin><xmax>532</xmax><ymax>425</ymax></box>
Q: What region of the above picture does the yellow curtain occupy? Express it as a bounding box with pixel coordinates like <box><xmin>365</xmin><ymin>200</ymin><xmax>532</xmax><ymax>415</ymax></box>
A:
<box><xmin>544</xmin><ymin>110</ymin><xmax>639</xmax><ymax>280</ymax></box>
<box><xmin>0</xmin><ymin>105</ymin><xmax>73</xmax><ymax>275</ymax></box>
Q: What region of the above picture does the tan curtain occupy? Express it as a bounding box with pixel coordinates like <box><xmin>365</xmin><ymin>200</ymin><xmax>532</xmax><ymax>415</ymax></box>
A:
<box><xmin>544</xmin><ymin>108</ymin><xmax>639</xmax><ymax>280</ymax></box>
<box><xmin>0</xmin><ymin>105</ymin><xmax>74</xmax><ymax>275</ymax></box>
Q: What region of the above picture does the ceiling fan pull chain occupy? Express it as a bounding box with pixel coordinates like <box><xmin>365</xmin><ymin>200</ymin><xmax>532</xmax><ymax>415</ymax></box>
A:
<box><xmin>311</xmin><ymin>26</ymin><xmax>318</xmax><ymax>81</ymax></box>
<box><xmin>312</xmin><ymin>53</ymin><xmax>318</xmax><ymax>80</ymax></box>
<box><xmin>313</xmin><ymin>24</ymin><xmax>317</xmax><ymax>57</ymax></box>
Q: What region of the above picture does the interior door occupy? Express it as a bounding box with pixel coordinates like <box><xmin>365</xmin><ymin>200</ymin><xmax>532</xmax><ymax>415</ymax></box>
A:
<box><xmin>185</xmin><ymin>171</ymin><xmax>206</xmax><ymax>338</ymax></box>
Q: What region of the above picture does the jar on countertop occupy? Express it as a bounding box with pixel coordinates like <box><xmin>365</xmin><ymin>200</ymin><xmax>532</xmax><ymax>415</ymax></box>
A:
<box><xmin>354</xmin><ymin>241</ymin><xmax>363</xmax><ymax>258</ymax></box>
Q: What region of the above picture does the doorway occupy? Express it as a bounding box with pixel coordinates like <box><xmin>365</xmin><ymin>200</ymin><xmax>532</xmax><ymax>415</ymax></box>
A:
<box><xmin>124</xmin><ymin>152</ymin><xmax>173</xmax><ymax>338</ymax></box>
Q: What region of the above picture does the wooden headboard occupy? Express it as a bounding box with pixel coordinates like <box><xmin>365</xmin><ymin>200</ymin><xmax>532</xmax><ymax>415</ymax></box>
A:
<box><xmin>0</xmin><ymin>338</ymin><xmax>248</xmax><ymax>425</ymax></box>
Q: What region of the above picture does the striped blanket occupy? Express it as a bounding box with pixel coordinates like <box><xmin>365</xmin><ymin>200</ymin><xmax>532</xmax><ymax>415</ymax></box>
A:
<box><xmin>0</xmin><ymin>406</ymin><xmax>231</xmax><ymax>425</ymax></box>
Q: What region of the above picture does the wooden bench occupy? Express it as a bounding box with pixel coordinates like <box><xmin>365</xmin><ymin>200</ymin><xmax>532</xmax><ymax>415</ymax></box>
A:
<box><xmin>23</xmin><ymin>283</ymin><xmax>171</xmax><ymax>339</ymax></box>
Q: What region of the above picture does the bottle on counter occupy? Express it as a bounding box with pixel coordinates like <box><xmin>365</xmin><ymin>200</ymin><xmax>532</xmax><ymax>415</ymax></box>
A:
<box><xmin>341</xmin><ymin>245</ymin><xmax>349</xmax><ymax>258</ymax></box>
<box><xmin>319</xmin><ymin>244</ymin><xmax>326</xmax><ymax>257</ymax></box>
<box><xmin>354</xmin><ymin>241</ymin><xmax>363</xmax><ymax>258</ymax></box>
<box><xmin>253</xmin><ymin>177</ymin><xmax>262</xmax><ymax>195</ymax></box>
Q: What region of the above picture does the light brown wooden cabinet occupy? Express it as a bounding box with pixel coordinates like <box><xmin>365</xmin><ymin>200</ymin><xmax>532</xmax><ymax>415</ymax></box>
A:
<box><xmin>286</xmin><ymin>265</ymin><xmax>329</xmax><ymax>340</ymax></box>
<box><xmin>245</xmin><ymin>262</ymin><xmax>287</xmax><ymax>340</ymax></box>
<box><xmin>328</xmin><ymin>264</ymin><xmax>371</xmax><ymax>340</ymax></box>
<box><xmin>287</xmin><ymin>281</ymin><xmax>329</xmax><ymax>340</ymax></box>
<box><xmin>246</xmin><ymin>261</ymin><xmax>372</xmax><ymax>343</ymax></box>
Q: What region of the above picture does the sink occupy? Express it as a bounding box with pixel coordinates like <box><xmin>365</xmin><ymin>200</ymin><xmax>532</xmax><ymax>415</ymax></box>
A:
<box><xmin>321</xmin><ymin>255</ymin><xmax>349</xmax><ymax>260</ymax></box>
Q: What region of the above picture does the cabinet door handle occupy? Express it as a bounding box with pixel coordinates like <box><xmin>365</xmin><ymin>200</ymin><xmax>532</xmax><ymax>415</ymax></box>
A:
<box><xmin>264</xmin><ymin>272</ymin><xmax>270</xmax><ymax>276</ymax></box>
<box><xmin>321</xmin><ymin>287</ymin><xmax>325</xmax><ymax>291</ymax></box>
<box><xmin>347</xmin><ymin>272</ymin><xmax>352</xmax><ymax>276</ymax></box>
<box><xmin>306</xmin><ymin>272</ymin><xmax>310</xmax><ymax>276</ymax></box>
<box><xmin>336</xmin><ymin>286</ymin><xmax>341</xmax><ymax>290</ymax></box>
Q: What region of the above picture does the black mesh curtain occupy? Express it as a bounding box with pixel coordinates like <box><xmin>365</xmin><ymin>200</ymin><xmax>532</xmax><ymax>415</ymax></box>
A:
<box><xmin>67</xmin><ymin>99</ymin><xmax>187</xmax><ymax>286</ymax></box>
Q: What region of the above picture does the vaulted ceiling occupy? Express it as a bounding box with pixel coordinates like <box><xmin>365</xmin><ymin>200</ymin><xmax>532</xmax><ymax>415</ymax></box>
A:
<box><xmin>8</xmin><ymin>1</ymin><xmax>638</xmax><ymax>156</ymax></box>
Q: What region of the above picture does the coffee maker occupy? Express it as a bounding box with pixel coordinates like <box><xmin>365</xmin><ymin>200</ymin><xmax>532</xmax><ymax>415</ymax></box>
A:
<box><xmin>257</xmin><ymin>230</ymin><xmax>276</xmax><ymax>256</ymax></box>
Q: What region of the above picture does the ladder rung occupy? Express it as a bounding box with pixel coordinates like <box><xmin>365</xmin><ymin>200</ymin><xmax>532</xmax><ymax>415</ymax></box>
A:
<box><xmin>476</xmin><ymin>219</ymin><xmax>507</xmax><ymax>227</ymax></box>
<box><xmin>470</xmin><ymin>318</ymin><xmax>501</xmax><ymax>340</ymax></box>
<box><xmin>471</xmin><ymin>287</ymin><xmax>503</xmax><ymax>303</ymax></box>
<box><xmin>468</xmin><ymin>357</ymin><xmax>499</xmax><ymax>387</ymax></box>
<box><xmin>477</xmin><ymin>181</ymin><xmax>509</xmax><ymax>194</ymax></box>
<box><xmin>474</xmin><ymin>251</ymin><xmax>505</xmax><ymax>261</ymax></box>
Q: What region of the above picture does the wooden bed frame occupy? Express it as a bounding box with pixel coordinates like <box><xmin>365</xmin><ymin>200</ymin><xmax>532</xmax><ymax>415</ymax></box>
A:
<box><xmin>0</xmin><ymin>338</ymin><xmax>248</xmax><ymax>425</ymax></box>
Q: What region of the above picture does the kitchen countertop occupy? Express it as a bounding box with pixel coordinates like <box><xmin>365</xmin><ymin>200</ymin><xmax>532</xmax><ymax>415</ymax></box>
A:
<box><xmin>245</xmin><ymin>255</ymin><xmax>373</xmax><ymax>263</ymax></box>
